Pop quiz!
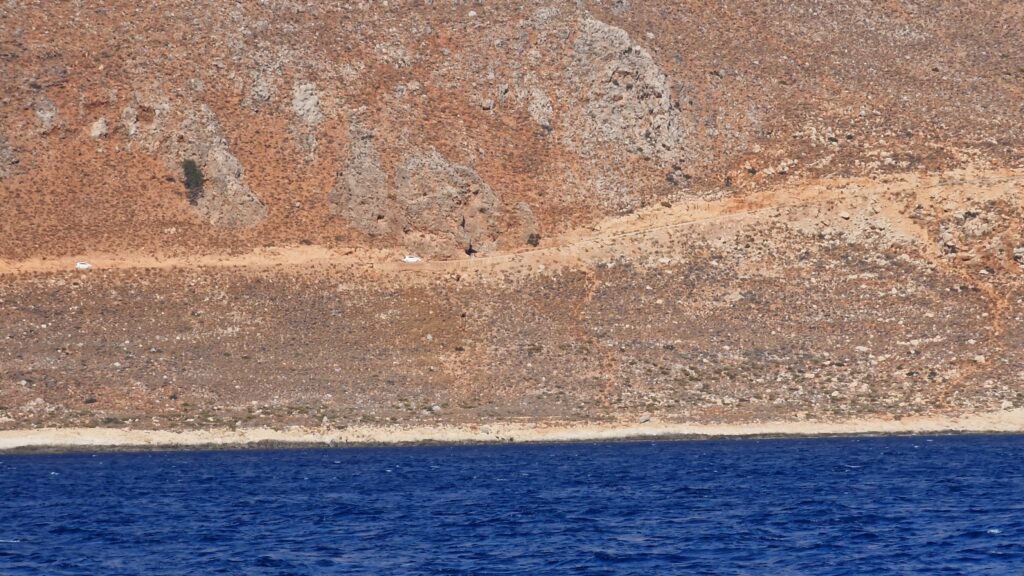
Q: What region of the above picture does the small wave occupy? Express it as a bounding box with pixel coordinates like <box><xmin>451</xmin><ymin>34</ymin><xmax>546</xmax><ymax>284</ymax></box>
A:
<box><xmin>986</xmin><ymin>529</ymin><xmax>1002</xmax><ymax>535</ymax></box>
<box><xmin>593</xmin><ymin>550</ymin><xmax>633</xmax><ymax>562</ymax></box>
<box><xmin>0</xmin><ymin>540</ymin><xmax>21</xmax><ymax>544</ymax></box>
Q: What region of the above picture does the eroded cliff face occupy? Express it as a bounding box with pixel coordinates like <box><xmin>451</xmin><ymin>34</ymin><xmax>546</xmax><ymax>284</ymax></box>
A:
<box><xmin>2</xmin><ymin>1</ymin><xmax>1021</xmax><ymax>259</ymax></box>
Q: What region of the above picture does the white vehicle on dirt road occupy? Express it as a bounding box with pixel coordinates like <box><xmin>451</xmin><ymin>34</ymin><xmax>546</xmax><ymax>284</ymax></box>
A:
<box><xmin>402</xmin><ymin>255</ymin><xmax>423</xmax><ymax>264</ymax></box>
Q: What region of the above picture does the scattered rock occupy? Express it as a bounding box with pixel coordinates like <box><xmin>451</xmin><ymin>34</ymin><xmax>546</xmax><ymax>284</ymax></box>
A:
<box><xmin>639</xmin><ymin>413</ymin><xmax>651</xmax><ymax>423</ymax></box>
<box><xmin>723</xmin><ymin>290</ymin><xmax>743</xmax><ymax>303</ymax></box>
<box><xmin>22</xmin><ymin>398</ymin><xmax>48</xmax><ymax>414</ymax></box>
<box><xmin>291</xmin><ymin>82</ymin><xmax>323</xmax><ymax>126</ymax></box>
<box><xmin>839</xmin><ymin>211</ymin><xmax>851</xmax><ymax>220</ymax></box>
<box><xmin>89</xmin><ymin>118</ymin><xmax>108</xmax><ymax>139</ymax></box>
<box><xmin>527</xmin><ymin>88</ymin><xmax>554</xmax><ymax>131</ymax></box>
<box><xmin>244</xmin><ymin>72</ymin><xmax>277</xmax><ymax>109</ymax></box>
<box><xmin>34</xmin><ymin>97</ymin><xmax>58</xmax><ymax>133</ymax></box>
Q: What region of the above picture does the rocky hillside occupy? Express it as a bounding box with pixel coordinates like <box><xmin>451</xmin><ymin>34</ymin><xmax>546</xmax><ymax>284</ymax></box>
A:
<box><xmin>2</xmin><ymin>1</ymin><xmax>1022</xmax><ymax>258</ymax></box>
<box><xmin>1</xmin><ymin>1</ymin><xmax>1023</xmax><ymax>431</ymax></box>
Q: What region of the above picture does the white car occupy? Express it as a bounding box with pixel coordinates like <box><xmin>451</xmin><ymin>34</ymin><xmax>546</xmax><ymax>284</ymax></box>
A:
<box><xmin>75</xmin><ymin>261</ymin><xmax>93</xmax><ymax>271</ymax></box>
<box><xmin>402</xmin><ymin>255</ymin><xmax>423</xmax><ymax>264</ymax></box>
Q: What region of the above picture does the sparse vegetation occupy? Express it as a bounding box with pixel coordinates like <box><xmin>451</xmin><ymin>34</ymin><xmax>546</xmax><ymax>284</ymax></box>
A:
<box><xmin>181</xmin><ymin>159</ymin><xmax>205</xmax><ymax>205</ymax></box>
<box><xmin>3</xmin><ymin>0</ymin><xmax>1024</xmax><ymax>437</ymax></box>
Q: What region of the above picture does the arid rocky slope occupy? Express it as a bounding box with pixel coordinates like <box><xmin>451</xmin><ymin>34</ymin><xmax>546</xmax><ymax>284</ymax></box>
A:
<box><xmin>1</xmin><ymin>1</ymin><xmax>1023</xmax><ymax>432</ymax></box>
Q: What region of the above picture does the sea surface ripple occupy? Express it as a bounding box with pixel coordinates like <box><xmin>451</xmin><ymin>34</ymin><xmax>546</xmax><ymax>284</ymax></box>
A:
<box><xmin>1</xmin><ymin>435</ymin><xmax>1022</xmax><ymax>574</ymax></box>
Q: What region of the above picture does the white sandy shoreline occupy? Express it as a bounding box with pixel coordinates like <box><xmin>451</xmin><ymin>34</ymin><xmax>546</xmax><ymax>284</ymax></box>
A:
<box><xmin>1</xmin><ymin>409</ymin><xmax>1023</xmax><ymax>453</ymax></box>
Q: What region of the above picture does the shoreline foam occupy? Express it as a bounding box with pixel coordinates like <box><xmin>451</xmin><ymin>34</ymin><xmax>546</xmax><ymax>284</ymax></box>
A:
<box><xmin>1</xmin><ymin>409</ymin><xmax>1023</xmax><ymax>453</ymax></box>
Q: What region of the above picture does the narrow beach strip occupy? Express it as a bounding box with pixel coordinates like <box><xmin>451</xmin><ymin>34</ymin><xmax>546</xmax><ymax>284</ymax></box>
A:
<box><xmin>1</xmin><ymin>409</ymin><xmax>1023</xmax><ymax>453</ymax></box>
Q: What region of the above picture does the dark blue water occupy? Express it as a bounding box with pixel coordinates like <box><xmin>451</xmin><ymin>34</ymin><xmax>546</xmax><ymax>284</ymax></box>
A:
<box><xmin>1</xmin><ymin>435</ymin><xmax>1023</xmax><ymax>575</ymax></box>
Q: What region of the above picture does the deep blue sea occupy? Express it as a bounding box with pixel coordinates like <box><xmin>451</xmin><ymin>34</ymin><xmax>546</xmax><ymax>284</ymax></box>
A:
<box><xmin>1</xmin><ymin>435</ymin><xmax>1023</xmax><ymax>575</ymax></box>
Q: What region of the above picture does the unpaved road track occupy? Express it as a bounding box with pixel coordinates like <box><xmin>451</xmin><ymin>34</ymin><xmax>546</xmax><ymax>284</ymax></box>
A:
<box><xmin>2</xmin><ymin>170</ymin><xmax>1020</xmax><ymax>278</ymax></box>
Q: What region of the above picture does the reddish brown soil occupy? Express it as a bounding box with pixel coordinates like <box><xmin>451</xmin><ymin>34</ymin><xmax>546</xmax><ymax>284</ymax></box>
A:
<box><xmin>1</xmin><ymin>2</ymin><xmax>1023</xmax><ymax>430</ymax></box>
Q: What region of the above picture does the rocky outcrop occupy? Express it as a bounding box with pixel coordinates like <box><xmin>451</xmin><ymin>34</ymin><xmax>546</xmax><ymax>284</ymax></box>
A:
<box><xmin>88</xmin><ymin>118</ymin><xmax>108</xmax><ymax>140</ymax></box>
<box><xmin>514</xmin><ymin>202</ymin><xmax>541</xmax><ymax>246</ymax></box>
<box><xmin>394</xmin><ymin>151</ymin><xmax>502</xmax><ymax>256</ymax></box>
<box><xmin>291</xmin><ymin>82</ymin><xmax>323</xmax><ymax>157</ymax></box>
<box><xmin>243</xmin><ymin>71</ymin><xmax>278</xmax><ymax>110</ymax></box>
<box><xmin>329</xmin><ymin>117</ymin><xmax>390</xmax><ymax>236</ymax></box>
<box><xmin>291</xmin><ymin>83</ymin><xmax>323</xmax><ymax>126</ymax></box>
<box><xmin>0</xmin><ymin>135</ymin><xmax>15</xmax><ymax>180</ymax></box>
<box><xmin>330</xmin><ymin>118</ymin><xmax>507</xmax><ymax>257</ymax></box>
<box><xmin>33</xmin><ymin>98</ymin><xmax>58</xmax><ymax>134</ymax></box>
<box><xmin>2</xmin><ymin>0</ymin><xmax>1022</xmax><ymax>260</ymax></box>
<box><xmin>565</xmin><ymin>17</ymin><xmax>689</xmax><ymax>164</ymax></box>
<box><xmin>186</xmin><ymin>144</ymin><xmax>267</xmax><ymax>228</ymax></box>
<box><xmin>527</xmin><ymin>88</ymin><xmax>554</xmax><ymax>132</ymax></box>
<box><xmin>122</xmin><ymin>98</ymin><xmax>266</xmax><ymax>227</ymax></box>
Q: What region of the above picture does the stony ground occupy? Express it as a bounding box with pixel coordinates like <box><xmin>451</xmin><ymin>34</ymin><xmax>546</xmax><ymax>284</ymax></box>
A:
<box><xmin>1</xmin><ymin>1</ymin><xmax>1023</xmax><ymax>431</ymax></box>
<box><xmin>2</xmin><ymin>171</ymin><xmax>1022</xmax><ymax>431</ymax></box>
